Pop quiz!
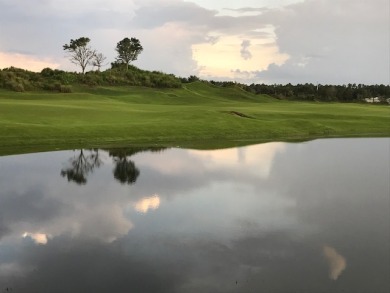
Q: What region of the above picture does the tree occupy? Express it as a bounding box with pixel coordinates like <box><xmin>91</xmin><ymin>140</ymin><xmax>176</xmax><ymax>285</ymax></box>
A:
<box><xmin>115</xmin><ymin>37</ymin><xmax>143</xmax><ymax>70</ymax></box>
<box><xmin>91</xmin><ymin>52</ymin><xmax>107</xmax><ymax>72</ymax></box>
<box><xmin>63</xmin><ymin>37</ymin><xmax>96</xmax><ymax>74</ymax></box>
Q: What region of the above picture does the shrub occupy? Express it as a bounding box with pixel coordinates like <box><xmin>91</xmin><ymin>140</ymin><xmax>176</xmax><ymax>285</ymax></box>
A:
<box><xmin>6</xmin><ymin>80</ymin><xmax>25</xmax><ymax>92</ymax></box>
<box><xmin>59</xmin><ymin>85</ymin><xmax>72</xmax><ymax>93</ymax></box>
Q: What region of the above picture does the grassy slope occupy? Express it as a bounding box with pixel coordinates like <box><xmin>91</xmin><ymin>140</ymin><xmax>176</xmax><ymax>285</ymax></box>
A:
<box><xmin>0</xmin><ymin>82</ymin><xmax>389</xmax><ymax>155</ymax></box>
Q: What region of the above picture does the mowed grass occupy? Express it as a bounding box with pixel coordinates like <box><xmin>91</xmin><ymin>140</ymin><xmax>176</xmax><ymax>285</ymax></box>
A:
<box><xmin>0</xmin><ymin>82</ymin><xmax>389</xmax><ymax>155</ymax></box>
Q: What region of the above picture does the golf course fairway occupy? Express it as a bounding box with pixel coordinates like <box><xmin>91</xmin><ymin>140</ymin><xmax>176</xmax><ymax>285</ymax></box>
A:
<box><xmin>0</xmin><ymin>82</ymin><xmax>389</xmax><ymax>155</ymax></box>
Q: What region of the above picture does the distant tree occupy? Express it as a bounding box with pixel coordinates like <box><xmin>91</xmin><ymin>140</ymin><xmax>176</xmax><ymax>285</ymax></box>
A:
<box><xmin>115</xmin><ymin>37</ymin><xmax>143</xmax><ymax>70</ymax></box>
<box><xmin>188</xmin><ymin>75</ymin><xmax>200</xmax><ymax>82</ymax></box>
<box><xmin>63</xmin><ymin>37</ymin><xmax>96</xmax><ymax>74</ymax></box>
<box><xmin>91</xmin><ymin>52</ymin><xmax>107</xmax><ymax>72</ymax></box>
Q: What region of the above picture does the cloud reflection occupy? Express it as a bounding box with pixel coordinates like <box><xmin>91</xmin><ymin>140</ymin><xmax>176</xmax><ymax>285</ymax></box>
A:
<box><xmin>22</xmin><ymin>232</ymin><xmax>50</xmax><ymax>245</ymax></box>
<box><xmin>323</xmin><ymin>245</ymin><xmax>347</xmax><ymax>280</ymax></box>
<box><xmin>188</xmin><ymin>142</ymin><xmax>286</xmax><ymax>178</ymax></box>
<box><xmin>0</xmin><ymin>139</ymin><xmax>388</xmax><ymax>292</ymax></box>
<box><xmin>134</xmin><ymin>195</ymin><xmax>161</xmax><ymax>213</ymax></box>
<box><xmin>0</xmin><ymin>262</ymin><xmax>33</xmax><ymax>278</ymax></box>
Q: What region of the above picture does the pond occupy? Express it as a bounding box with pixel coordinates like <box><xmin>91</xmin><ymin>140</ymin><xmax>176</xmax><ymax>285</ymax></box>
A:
<box><xmin>0</xmin><ymin>138</ymin><xmax>389</xmax><ymax>292</ymax></box>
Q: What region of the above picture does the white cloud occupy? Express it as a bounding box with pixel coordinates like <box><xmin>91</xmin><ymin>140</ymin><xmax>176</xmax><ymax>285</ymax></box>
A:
<box><xmin>240</xmin><ymin>40</ymin><xmax>253</xmax><ymax>60</ymax></box>
<box><xmin>193</xmin><ymin>36</ymin><xmax>288</xmax><ymax>79</ymax></box>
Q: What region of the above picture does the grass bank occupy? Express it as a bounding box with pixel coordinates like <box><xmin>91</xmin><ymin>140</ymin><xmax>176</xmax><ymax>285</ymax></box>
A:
<box><xmin>0</xmin><ymin>82</ymin><xmax>389</xmax><ymax>155</ymax></box>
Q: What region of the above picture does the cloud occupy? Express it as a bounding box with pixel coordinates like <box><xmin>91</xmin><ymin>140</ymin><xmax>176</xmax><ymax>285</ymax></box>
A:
<box><xmin>132</xmin><ymin>0</ymin><xmax>216</xmax><ymax>29</ymax></box>
<box><xmin>22</xmin><ymin>232</ymin><xmax>50</xmax><ymax>245</ymax></box>
<box><xmin>0</xmin><ymin>262</ymin><xmax>33</xmax><ymax>278</ymax></box>
<box><xmin>256</xmin><ymin>0</ymin><xmax>390</xmax><ymax>84</ymax></box>
<box><xmin>323</xmin><ymin>245</ymin><xmax>347</xmax><ymax>280</ymax></box>
<box><xmin>193</xmin><ymin>36</ymin><xmax>288</xmax><ymax>79</ymax></box>
<box><xmin>240</xmin><ymin>40</ymin><xmax>252</xmax><ymax>60</ymax></box>
<box><xmin>224</xmin><ymin>7</ymin><xmax>269</xmax><ymax>13</ymax></box>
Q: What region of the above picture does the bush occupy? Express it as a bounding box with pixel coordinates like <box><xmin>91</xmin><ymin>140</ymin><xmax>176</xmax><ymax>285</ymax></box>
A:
<box><xmin>59</xmin><ymin>85</ymin><xmax>72</xmax><ymax>93</ymax></box>
<box><xmin>6</xmin><ymin>80</ymin><xmax>25</xmax><ymax>92</ymax></box>
<box><xmin>0</xmin><ymin>65</ymin><xmax>183</xmax><ymax>91</ymax></box>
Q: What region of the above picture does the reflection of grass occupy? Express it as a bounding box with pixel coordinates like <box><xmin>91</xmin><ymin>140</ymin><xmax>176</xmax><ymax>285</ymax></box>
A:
<box><xmin>0</xmin><ymin>82</ymin><xmax>389</xmax><ymax>155</ymax></box>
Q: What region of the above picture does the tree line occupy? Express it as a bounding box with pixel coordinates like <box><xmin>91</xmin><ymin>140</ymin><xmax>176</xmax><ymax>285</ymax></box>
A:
<box><xmin>209</xmin><ymin>81</ymin><xmax>390</xmax><ymax>103</ymax></box>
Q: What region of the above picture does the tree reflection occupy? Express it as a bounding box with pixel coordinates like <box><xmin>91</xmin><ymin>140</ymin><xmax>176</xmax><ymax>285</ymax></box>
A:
<box><xmin>61</xmin><ymin>149</ymin><xmax>102</xmax><ymax>185</ymax></box>
<box><xmin>108</xmin><ymin>147</ymin><xmax>165</xmax><ymax>185</ymax></box>
<box><xmin>113</xmin><ymin>157</ymin><xmax>139</xmax><ymax>184</ymax></box>
<box><xmin>61</xmin><ymin>147</ymin><xmax>166</xmax><ymax>185</ymax></box>
<box><xmin>108</xmin><ymin>149</ymin><xmax>140</xmax><ymax>185</ymax></box>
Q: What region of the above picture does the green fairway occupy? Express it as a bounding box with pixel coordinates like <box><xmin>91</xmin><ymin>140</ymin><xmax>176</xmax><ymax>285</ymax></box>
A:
<box><xmin>0</xmin><ymin>82</ymin><xmax>389</xmax><ymax>155</ymax></box>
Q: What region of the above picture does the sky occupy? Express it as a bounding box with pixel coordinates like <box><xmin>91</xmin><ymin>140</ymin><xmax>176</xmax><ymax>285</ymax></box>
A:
<box><xmin>0</xmin><ymin>0</ymin><xmax>388</xmax><ymax>84</ymax></box>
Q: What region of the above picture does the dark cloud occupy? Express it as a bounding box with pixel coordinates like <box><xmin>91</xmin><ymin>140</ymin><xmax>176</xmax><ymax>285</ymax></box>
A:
<box><xmin>132</xmin><ymin>1</ymin><xmax>217</xmax><ymax>29</ymax></box>
<box><xmin>0</xmin><ymin>187</ymin><xmax>66</xmax><ymax>240</ymax></box>
<box><xmin>2</xmin><ymin>236</ymin><xmax>182</xmax><ymax>292</ymax></box>
<box><xmin>205</xmin><ymin>35</ymin><xmax>220</xmax><ymax>45</ymax></box>
<box><xmin>257</xmin><ymin>0</ymin><xmax>390</xmax><ymax>84</ymax></box>
<box><xmin>131</xmin><ymin>1</ymin><xmax>268</xmax><ymax>36</ymax></box>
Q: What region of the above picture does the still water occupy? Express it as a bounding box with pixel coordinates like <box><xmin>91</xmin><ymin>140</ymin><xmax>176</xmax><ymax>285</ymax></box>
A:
<box><xmin>0</xmin><ymin>138</ymin><xmax>389</xmax><ymax>292</ymax></box>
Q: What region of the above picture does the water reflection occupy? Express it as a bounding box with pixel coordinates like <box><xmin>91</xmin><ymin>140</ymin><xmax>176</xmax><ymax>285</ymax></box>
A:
<box><xmin>22</xmin><ymin>232</ymin><xmax>50</xmax><ymax>245</ymax></box>
<box><xmin>60</xmin><ymin>149</ymin><xmax>102</xmax><ymax>184</ymax></box>
<box><xmin>109</xmin><ymin>149</ymin><xmax>140</xmax><ymax>185</ymax></box>
<box><xmin>323</xmin><ymin>245</ymin><xmax>347</xmax><ymax>280</ymax></box>
<box><xmin>0</xmin><ymin>139</ymin><xmax>388</xmax><ymax>292</ymax></box>
<box><xmin>61</xmin><ymin>147</ymin><xmax>166</xmax><ymax>185</ymax></box>
<box><xmin>134</xmin><ymin>194</ymin><xmax>161</xmax><ymax>213</ymax></box>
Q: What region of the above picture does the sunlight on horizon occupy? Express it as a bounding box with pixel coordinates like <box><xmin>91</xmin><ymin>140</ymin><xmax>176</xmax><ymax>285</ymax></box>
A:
<box><xmin>0</xmin><ymin>52</ymin><xmax>59</xmax><ymax>72</ymax></box>
<box><xmin>192</xmin><ymin>34</ymin><xmax>289</xmax><ymax>79</ymax></box>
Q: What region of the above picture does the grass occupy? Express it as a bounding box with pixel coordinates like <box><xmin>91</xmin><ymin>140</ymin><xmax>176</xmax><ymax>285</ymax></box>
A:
<box><xmin>0</xmin><ymin>82</ymin><xmax>389</xmax><ymax>155</ymax></box>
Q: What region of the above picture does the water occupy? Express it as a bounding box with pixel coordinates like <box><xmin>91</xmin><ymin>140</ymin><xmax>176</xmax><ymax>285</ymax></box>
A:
<box><xmin>0</xmin><ymin>138</ymin><xmax>389</xmax><ymax>292</ymax></box>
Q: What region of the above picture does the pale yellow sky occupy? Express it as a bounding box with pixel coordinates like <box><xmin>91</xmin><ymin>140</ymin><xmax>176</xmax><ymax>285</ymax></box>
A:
<box><xmin>192</xmin><ymin>35</ymin><xmax>289</xmax><ymax>79</ymax></box>
<box><xmin>0</xmin><ymin>52</ymin><xmax>59</xmax><ymax>71</ymax></box>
